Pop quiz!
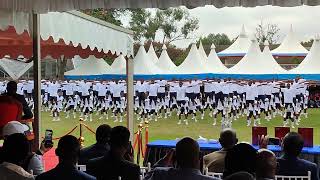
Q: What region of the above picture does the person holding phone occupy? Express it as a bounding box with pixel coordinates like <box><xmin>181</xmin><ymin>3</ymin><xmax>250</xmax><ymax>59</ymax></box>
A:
<box><xmin>0</xmin><ymin>121</ymin><xmax>53</xmax><ymax>176</ymax></box>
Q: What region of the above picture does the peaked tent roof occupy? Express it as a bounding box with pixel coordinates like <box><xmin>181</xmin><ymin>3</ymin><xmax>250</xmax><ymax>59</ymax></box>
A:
<box><xmin>217</xmin><ymin>25</ymin><xmax>251</xmax><ymax>57</ymax></box>
<box><xmin>134</xmin><ymin>45</ymin><xmax>163</xmax><ymax>75</ymax></box>
<box><xmin>156</xmin><ymin>44</ymin><xmax>177</xmax><ymax>74</ymax></box>
<box><xmin>147</xmin><ymin>43</ymin><xmax>158</xmax><ymax>64</ymax></box>
<box><xmin>225</xmin><ymin>39</ymin><xmax>263</xmax><ymax>74</ymax></box>
<box><xmin>290</xmin><ymin>38</ymin><xmax>320</xmax><ymax>74</ymax></box>
<box><xmin>271</xmin><ymin>25</ymin><xmax>308</xmax><ymax>57</ymax></box>
<box><xmin>65</xmin><ymin>55</ymin><xmax>112</xmax><ymax>76</ymax></box>
<box><xmin>110</xmin><ymin>55</ymin><xmax>127</xmax><ymax>74</ymax></box>
<box><xmin>206</xmin><ymin>44</ymin><xmax>227</xmax><ymax>73</ymax></box>
<box><xmin>260</xmin><ymin>41</ymin><xmax>288</xmax><ymax>74</ymax></box>
<box><xmin>176</xmin><ymin>43</ymin><xmax>210</xmax><ymax>74</ymax></box>
<box><xmin>0</xmin><ymin>57</ymin><xmax>32</xmax><ymax>80</ymax></box>
<box><xmin>198</xmin><ymin>41</ymin><xmax>208</xmax><ymax>60</ymax></box>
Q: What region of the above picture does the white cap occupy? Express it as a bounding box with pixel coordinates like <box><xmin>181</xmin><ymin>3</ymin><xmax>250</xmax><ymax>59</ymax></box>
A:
<box><xmin>2</xmin><ymin>121</ymin><xmax>29</xmax><ymax>137</ymax></box>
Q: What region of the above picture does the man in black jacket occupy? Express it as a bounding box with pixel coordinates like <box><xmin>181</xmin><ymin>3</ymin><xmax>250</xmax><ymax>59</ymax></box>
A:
<box><xmin>79</xmin><ymin>124</ymin><xmax>111</xmax><ymax>165</ymax></box>
<box><xmin>2</xmin><ymin>81</ymin><xmax>33</xmax><ymax>119</ymax></box>
<box><xmin>86</xmin><ymin>126</ymin><xmax>140</xmax><ymax>180</ymax></box>
<box><xmin>36</xmin><ymin>135</ymin><xmax>95</xmax><ymax>180</ymax></box>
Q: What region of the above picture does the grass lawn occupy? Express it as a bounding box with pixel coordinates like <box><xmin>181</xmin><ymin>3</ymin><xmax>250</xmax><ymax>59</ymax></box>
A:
<box><xmin>40</xmin><ymin>108</ymin><xmax>320</xmax><ymax>147</ymax></box>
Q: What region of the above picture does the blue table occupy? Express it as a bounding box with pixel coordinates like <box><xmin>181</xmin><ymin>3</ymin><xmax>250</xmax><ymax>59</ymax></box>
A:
<box><xmin>144</xmin><ymin>140</ymin><xmax>320</xmax><ymax>166</ymax></box>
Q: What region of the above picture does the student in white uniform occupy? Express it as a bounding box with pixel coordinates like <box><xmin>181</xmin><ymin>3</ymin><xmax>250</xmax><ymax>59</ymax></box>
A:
<box><xmin>175</xmin><ymin>81</ymin><xmax>188</xmax><ymax>125</ymax></box>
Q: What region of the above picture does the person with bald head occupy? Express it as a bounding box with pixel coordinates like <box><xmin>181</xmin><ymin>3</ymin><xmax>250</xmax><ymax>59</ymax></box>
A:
<box><xmin>256</xmin><ymin>149</ymin><xmax>277</xmax><ymax>180</ymax></box>
<box><xmin>145</xmin><ymin>137</ymin><xmax>218</xmax><ymax>180</ymax></box>
<box><xmin>203</xmin><ymin>128</ymin><xmax>238</xmax><ymax>173</ymax></box>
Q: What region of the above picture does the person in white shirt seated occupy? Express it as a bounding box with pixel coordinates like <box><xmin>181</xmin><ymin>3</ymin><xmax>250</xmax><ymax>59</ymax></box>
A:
<box><xmin>0</xmin><ymin>133</ymin><xmax>34</xmax><ymax>180</ymax></box>
<box><xmin>144</xmin><ymin>137</ymin><xmax>219</xmax><ymax>180</ymax></box>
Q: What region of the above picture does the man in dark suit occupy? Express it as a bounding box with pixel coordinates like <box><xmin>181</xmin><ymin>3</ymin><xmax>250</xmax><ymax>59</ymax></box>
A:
<box><xmin>86</xmin><ymin>126</ymin><xmax>140</xmax><ymax>180</ymax></box>
<box><xmin>36</xmin><ymin>135</ymin><xmax>96</xmax><ymax>180</ymax></box>
<box><xmin>277</xmin><ymin>132</ymin><xmax>319</xmax><ymax>180</ymax></box>
<box><xmin>3</xmin><ymin>81</ymin><xmax>33</xmax><ymax>119</ymax></box>
<box><xmin>79</xmin><ymin>124</ymin><xmax>111</xmax><ymax>165</ymax></box>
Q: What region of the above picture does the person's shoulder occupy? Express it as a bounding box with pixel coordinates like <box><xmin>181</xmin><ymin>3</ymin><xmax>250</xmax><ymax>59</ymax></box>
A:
<box><xmin>78</xmin><ymin>170</ymin><xmax>97</xmax><ymax>180</ymax></box>
<box><xmin>35</xmin><ymin>169</ymin><xmax>55</xmax><ymax>180</ymax></box>
<box><xmin>200</xmin><ymin>174</ymin><xmax>220</xmax><ymax>180</ymax></box>
<box><xmin>298</xmin><ymin>158</ymin><xmax>317</xmax><ymax>168</ymax></box>
<box><xmin>122</xmin><ymin>159</ymin><xmax>140</xmax><ymax>169</ymax></box>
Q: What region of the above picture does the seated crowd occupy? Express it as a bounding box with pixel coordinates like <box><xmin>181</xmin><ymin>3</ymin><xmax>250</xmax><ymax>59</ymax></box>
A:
<box><xmin>0</xmin><ymin>120</ymin><xmax>318</xmax><ymax>180</ymax></box>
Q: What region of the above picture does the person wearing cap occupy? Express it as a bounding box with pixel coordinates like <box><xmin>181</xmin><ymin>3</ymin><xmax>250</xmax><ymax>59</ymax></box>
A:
<box><xmin>2</xmin><ymin>81</ymin><xmax>33</xmax><ymax>120</ymax></box>
<box><xmin>0</xmin><ymin>121</ymin><xmax>52</xmax><ymax>176</ymax></box>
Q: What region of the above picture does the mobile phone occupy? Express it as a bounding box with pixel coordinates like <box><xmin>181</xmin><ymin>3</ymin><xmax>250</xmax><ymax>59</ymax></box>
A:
<box><xmin>44</xmin><ymin>129</ymin><xmax>53</xmax><ymax>148</ymax></box>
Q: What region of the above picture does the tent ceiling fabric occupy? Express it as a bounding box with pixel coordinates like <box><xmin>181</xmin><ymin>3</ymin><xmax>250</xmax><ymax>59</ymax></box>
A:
<box><xmin>0</xmin><ymin>0</ymin><xmax>320</xmax><ymax>13</ymax></box>
<box><xmin>0</xmin><ymin>10</ymin><xmax>134</xmax><ymax>58</ymax></box>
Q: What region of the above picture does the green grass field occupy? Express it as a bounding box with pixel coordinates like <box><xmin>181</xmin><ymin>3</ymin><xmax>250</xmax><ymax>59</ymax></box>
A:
<box><xmin>40</xmin><ymin>108</ymin><xmax>320</xmax><ymax>147</ymax></box>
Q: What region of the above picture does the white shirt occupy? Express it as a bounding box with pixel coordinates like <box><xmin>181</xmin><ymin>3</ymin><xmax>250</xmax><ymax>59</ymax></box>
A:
<box><xmin>148</xmin><ymin>83</ymin><xmax>160</xmax><ymax>97</ymax></box>
<box><xmin>176</xmin><ymin>86</ymin><xmax>187</xmax><ymax>101</ymax></box>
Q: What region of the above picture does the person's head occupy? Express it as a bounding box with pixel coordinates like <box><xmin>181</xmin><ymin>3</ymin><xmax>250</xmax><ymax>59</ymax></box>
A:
<box><xmin>224</xmin><ymin>143</ymin><xmax>258</xmax><ymax>178</ymax></box>
<box><xmin>2</xmin><ymin>121</ymin><xmax>29</xmax><ymax>138</ymax></box>
<box><xmin>282</xmin><ymin>132</ymin><xmax>304</xmax><ymax>157</ymax></box>
<box><xmin>6</xmin><ymin>81</ymin><xmax>17</xmax><ymax>94</ymax></box>
<box><xmin>55</xmin><ymin>135</ymin><xmax>80</xmax><ymax>164</ymax></box>
<box><xmin>256</xmin><ymin>149</ymin><xmax>277</xmax><ymax>179</ymax></box>
<box><xmin>224</xmin><ymin>171</ymin><xmax>255</xmax><ymax>180</ymax></box>
<box><xmin>2</xmin><ymin>133</ymin><xmax>29</xmax><ymax>165</ymax></box>
<box><xmin>110</xmin><ymin>126</ymin><xmax>130</xmax><ymax>155</ymax></box>
<box><xmin>176</xmin><ymin>137</ymin><xmax>200</xmax><ymax>169</ymax></box>
<box><xmin>219</xmin><ymin>128</ymin><xmax>238</xmax><ymax>149</ymax></box>
<box><xmin>96</xmin><ymin>124</ymin><xmax>112</xmax><ymax>145</ymax></box>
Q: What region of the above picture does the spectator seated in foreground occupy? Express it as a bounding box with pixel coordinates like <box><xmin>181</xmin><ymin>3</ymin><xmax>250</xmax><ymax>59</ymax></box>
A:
<box><xmin>203</xmin><ymin>128</ymin><xmax>238</xmax><ymax>173</ymax></box>
<box><xmin>145</xmin><ymin>137</ymin><xmax>219</xmax><ymax>180</ymax></box>
<box><xmin>223</xmin><ymin>143</ymin><xmax>257</xmax><ymax>179</ymax></box>
<box><xmin>36</xmin><ymin>135</ymin><xmax>95</xmax><ymax>180</ymax></box>
<box><xmin>0</xmin><ymin>133</ymin><xmax>34</xmax><ymax>180</ymax></box>
<box><xmin>223</xmin><ymin>172</ymin><xmax>255</xmax><ymax>180</ymax></box>
<box><xmin>256</xmin><ymin>149</ymin><xmax>277</xmax><ymax>180</ymax></box>
<box><xmin>0</xmin><ymin>121</ymin><xmax>52</xmax><ymax>176</ymax></box>
<box><xmin>277</xmin><ymin>132</ymin><xmax>318</xmax><ymax>180</ymax></box>
<box><xmin>79</xmin><ymin>124</ymin><xmax>111</xmax><ymax>165</ymax></box>
<box><xmin>86</xmin><ymin>126</ymin><xmax>140</xmax><ymax>180</ymax></box>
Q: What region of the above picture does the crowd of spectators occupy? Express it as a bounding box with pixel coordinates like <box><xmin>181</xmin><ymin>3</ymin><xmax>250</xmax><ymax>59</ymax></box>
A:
<box><xmin>0</xmin><ymin>120</ymin><xmax>318</xmax><ymax>180</ymax></box>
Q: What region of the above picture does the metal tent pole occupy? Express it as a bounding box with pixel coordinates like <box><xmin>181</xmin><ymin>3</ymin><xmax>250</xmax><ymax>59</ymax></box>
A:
<box><xmin>32</xmin><ymin>13</ymin><xmax>41</xmax><ymax>150</ymax></box>
<box><xmin>126</xmin><ymin>57</ymin><xmax>134</xmax><ymax>142</ymax></box>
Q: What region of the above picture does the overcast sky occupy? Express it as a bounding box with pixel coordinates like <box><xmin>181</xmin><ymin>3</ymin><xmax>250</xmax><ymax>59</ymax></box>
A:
<box><xmin>135</xmin><ymin>5</ymin><xmax>320</xmax><ymax>48</ymax></box>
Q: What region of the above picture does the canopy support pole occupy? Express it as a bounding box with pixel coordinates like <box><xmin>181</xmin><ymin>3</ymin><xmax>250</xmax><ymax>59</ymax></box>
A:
<box><xmin>126</xmin><ymin>57</ymin><xmax>134</xmax><ymax>143</ymax></box>
<box><xmin>32</xmin><ymin>13</ymin><xmax>41</xmax><ymax>150</ymax></box>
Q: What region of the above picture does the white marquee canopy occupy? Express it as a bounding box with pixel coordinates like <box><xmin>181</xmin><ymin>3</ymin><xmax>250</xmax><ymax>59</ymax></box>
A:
<box><xmin>217</xmin><ymin>25</ymin><xmax>251</xmax><ymax>57</ymax></box>
<box><xmin>206</xmin><ymin>44</ymin><xmax>227</xmax><ymax>73</ymax></box>
<box><xmin>290</xmin><ymin>37</ymin><xmax>320</xmax><ymax>74</ymax></box>
<box><xmin>271</xmin><ymin>25</ymin><xmax>308</xmax><ymax>57</ymax></box>
<box><xmin>133</xmin><ymin>45</ymin><xmax>163</xmax><ymax>75</ymax></box>
<box><xmin>147</xmin><ymin>43</ymin><xmax>158</xmax><ymax>64</ymax></box>
<box><xmin>156</xmin><ymin>44</ymin><xmax>177</xmax><ymax>74</ymax></box>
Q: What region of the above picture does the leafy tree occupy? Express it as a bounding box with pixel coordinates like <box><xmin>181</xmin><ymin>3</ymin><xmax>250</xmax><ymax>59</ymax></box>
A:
<box><xmin>255</xmin><ymin>20</ymin><xmax>280</xmax><ymax>45</ymax></box>
<box><xmin>129</xmin><ymin>8</ymin><xmax>199</xmax><ymax>44</ymax></box>
<box><xmin>82</xmin><ymin>9</ymin><xmax>127</xmax><ymax>26</ymax></box>
<box><xmin>198</xmin><ymin>33</ymin><xmax>232</xmax><ymax>46</ymax></box>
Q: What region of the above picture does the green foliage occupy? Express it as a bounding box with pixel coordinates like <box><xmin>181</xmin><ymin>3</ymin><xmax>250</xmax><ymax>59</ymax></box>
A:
<box><xmin>255</xmin><ymin>20</ymin><xmax>280</xmax><ymax>45</ymax></box>
<box><xmin>129</xmin><ymin>7</ymin><xmax>199</xmax><ymax>44</ymax></box>
<box><xmin>82</xmin><ymin>9</ymin><xmax>127</xmax><ymax>26</ymax></box>
<box><xmin>196</xmin><ymin>33</ymin><xmax>232</xmax><ymax>54</ymax></box>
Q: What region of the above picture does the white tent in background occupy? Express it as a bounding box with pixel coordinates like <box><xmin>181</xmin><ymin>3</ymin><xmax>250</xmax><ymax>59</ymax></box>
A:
<box><xmin>217</xmin><ymin>25</ymin><xmax>251</xmax><ymax>57</ymax></box>
<box><xmin>65</xmin><ymin>55</ymin><xmax>111</xmax><ymax>76</ymax></box>
<box><xmin>0</xmin><ymin>57</ymin><xmax>33</xmax><ymax>80</ymax></box>
<box><xmin>134</xmin><ymin>45</ymin><xmax>162</xmax><ymax>74</ymax></box>
<box><xmin>176</xmin><ymin>43</ymin><xmax>210</xmax><ymax>74</ymax></box>
<box><xmin>271</xmin><ymin>25</ymin><xmax>308</xmax><ymax>56</ymax></box>
<box><xmin>147</xmin><ymin>43</ymin><xmax>159</xmax><ymax>64</ymax></box>
<box><xmin>290</xmin><ymin>37</ymin><xmax>320</xmax><ymax>74</ymax></box>
<box><xmin>156</xmin><ymin>44</ymin><xmax>177</xmax><ymax>74</ymax></box>
<box><xmin>260</xmin><ymin>41</ymin><xmax>288</xmax><ymax>74</ymax></box>
<box><xmin>226</xmin><ymin>40</ymin><xmax>287</xmax><ymax>74</ymax></box>
<box><xmin>225</xmin><ymin>39</ymin><xmax>262</xmax><ymax>74</ymax></box>
<box><xmin>198</xmin><ymin>41</ymin><xmax>208</xmax><ymax>60</ymax></box>
<box><xmin>110</xmin><ymin>55</ymin><xmax>126</xmax><ymax>74</ymax></box>
<box><xmin>206</xmin><ymin>44</ymin><xmax>227</xmax><ymax>73</ymax></box>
